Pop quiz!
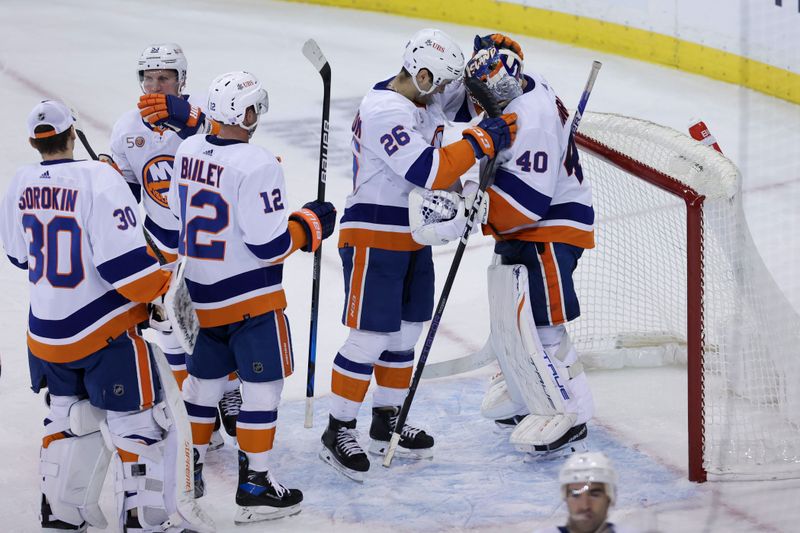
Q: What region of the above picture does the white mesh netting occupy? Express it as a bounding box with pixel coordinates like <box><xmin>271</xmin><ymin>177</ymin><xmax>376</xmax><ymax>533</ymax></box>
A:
<box><xmin>569</xmin><ymin>112</ymin><xmax>800</xmax><ymax>479</ymax></box>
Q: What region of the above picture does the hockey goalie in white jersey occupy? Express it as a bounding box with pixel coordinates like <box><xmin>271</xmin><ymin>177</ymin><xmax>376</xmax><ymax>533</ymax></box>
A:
<box><xmin>412</xmin><ymin>35</ymin><xmax>595</xmax><ymax>459</ymax></box>
<box><xmin>107</xmin><ymin>43</ymin><xmax>241</xmax><ymax>444</ymax></box>
<box><xmin>0</xmin><ymin>99</ymin><xmax>194</xmax><ymax>532</ymax></box>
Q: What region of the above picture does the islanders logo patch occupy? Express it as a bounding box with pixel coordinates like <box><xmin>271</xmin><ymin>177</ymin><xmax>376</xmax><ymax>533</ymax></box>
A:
<box><xmin>142</xmin><ymin>155</ymin><xmax>175</xmax><ymax>208</ymax></box>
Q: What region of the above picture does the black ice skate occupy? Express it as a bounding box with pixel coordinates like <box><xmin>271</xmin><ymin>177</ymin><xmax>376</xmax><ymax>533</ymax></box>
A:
<box><xmin>369</xmin><ymin>406</ymin><xmax>434</xmax><ymax>460</ymax></box>
<box><xmin>234</xmin><ymin>451</ymin><xmax>302</xmax><ymax>523</ymax></box>
<box><xmin>218</xmin><ymin>387</ymin><xmax>241</xmax><ymax>438</ymax></box>
<box><xmin>319</xmin><ymin>414</ymin><xmax>370</xmax><ymax>482</ymax></box>
<box><xmin>40</xmin><ymin>494</ymin><xmax>86</xmax><ymax>532</ymax></box>
<box><xmin>193</xmin><ymin>448</ymin><xmax>205</xmax><ymax>498</ymax></box>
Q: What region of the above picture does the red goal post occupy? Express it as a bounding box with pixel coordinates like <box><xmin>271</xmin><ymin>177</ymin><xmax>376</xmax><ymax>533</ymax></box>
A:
<box><xmin>572</xmin><ymin>113</ymin><xmax>800</xmax><ymax>482</ymax></box>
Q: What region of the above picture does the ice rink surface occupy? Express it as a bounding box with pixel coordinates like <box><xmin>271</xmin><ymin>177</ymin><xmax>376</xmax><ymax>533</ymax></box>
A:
<box><xmin>0</xmin><ymin>0</ymin><xmax>798</xmax><ymax>531</ymax></box>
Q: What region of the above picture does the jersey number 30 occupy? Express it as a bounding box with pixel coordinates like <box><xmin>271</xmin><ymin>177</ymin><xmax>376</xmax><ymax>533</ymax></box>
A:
<box><xmin>22</xmin><ymin>215</ymin><xmax>83</xmax><ymax>287</ymax></box>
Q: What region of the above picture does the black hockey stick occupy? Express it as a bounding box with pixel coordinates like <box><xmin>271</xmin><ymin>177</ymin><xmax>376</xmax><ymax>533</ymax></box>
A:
<box><xmin>301</xmin><ymin>38</ymin><xmax>331</xmax><ymax>429</ymax></box>
<box><xmin>75</xmin><ymin>128</ymin><xmax>98</xmax><ymax>160</ymax></box>
<box><xmin>383</xmin><ymin>61</ymin><xmax>603</xmax><ymax>467</ymax></box>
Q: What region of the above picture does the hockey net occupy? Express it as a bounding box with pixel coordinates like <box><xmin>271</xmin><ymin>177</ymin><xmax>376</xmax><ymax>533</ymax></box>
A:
<box><xmin>570</xmin><ymin>112</ymin><xmax>800</xmax><ymax>482</ymax></box>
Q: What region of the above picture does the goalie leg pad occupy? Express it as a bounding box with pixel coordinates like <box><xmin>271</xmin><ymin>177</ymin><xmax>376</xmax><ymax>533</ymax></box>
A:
<box><xmin>487</xmin><ymin>264</ymin><xmax>568</xmax><ymax>417</ymax></box>
<box><xmin>104</xmin><ymin>408</ymin><xmax>177</xmax><ymax>531</ymax></box>
<box><xmin>538</xmin><ymin>325</ymin><xmax>594</xmax><ymax>425</ymax></box>
<box><xmin>480</xmin><ymin>371</ymin><xmax>528</xmax><ymax>420</ymax></box>
<box><xmin>40</xmin><ymin>398</ymin><xmax>111</xmax><ymax>529</ymax></box>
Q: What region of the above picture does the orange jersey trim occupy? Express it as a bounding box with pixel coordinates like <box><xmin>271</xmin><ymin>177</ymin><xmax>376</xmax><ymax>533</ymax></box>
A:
<box><xmin>338</xmin><ymin>228</ymin><xmax>423</xmax><ymax>251</ymax></box>
<box><xmin>196</xmin><ymin>291</ymin><xmax>287</xmax><ymax>328</ymax></box>
<box><xmin>116</xmin><ymin>268</ymin><xmax>171</xmax><ymax>303</ymax></box>
<box><xmin>28</xmin><ymin>305</ymin><xmax>149</xmax><ymax>363</ymax></box>
<box><xmin>146</xmin><ymin>244</ymin><xmax>178</xmax><ymax>264</ymax></box>
<box><xmin>431</xmin><ymin>139</ymin><xmax>476</xmax><ymax>190</ymax></box>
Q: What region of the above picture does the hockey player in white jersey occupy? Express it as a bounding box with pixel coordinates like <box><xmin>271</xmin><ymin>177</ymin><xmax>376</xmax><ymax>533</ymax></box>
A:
<box><xmin>169</xmin><ymin>71</ymin><xmax>336</xmax><ymax>522</ymax></box>
<box><xmin>319</xmin><ymin>28</ymin><xmax>518</xmax><ymax>481</ymax></box>
<box><xmin>107</xmin><ymin>43</ymin><xmax>241</xmax><ymax>444</ymax></box>
<box><xmin>463</xmin><ymin>37</ymin><xmax>595</xmax><ymax>457</ymax></box>
<box><xmin>0</xmin><ymin>99</ymin><xmax>188</xmax><ymax>532</ymax></box>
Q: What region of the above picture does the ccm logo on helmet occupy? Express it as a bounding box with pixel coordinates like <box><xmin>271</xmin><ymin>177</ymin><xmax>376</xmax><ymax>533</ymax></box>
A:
<box><xmin>142</xmin><ymin>155</ymin><xmax>174</xmax><ymax>208</ymax></box>
<box><xmin>237</xmin><ymin>80</ymin><xmax>256</xmax><ymax>90</ymax></box>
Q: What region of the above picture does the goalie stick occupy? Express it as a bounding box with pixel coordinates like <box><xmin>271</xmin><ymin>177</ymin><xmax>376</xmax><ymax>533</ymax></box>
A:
<box><xmin>74</xmin><ymin>131</ymin><xmax>213</xmax><ymax>531</ymax></box>
<box><xmin>301</xmin><ymin>38</ymin><xmax>331</xmax><ymax>429</ymax></box>
<box><xmin>385</xmin><ymin>63</ymin><xmax>602</xmax><ymax>466</ymax></box>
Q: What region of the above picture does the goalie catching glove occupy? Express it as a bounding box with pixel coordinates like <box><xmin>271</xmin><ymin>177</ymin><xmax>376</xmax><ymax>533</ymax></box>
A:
<box><xmin>289</xmin><ymin>200</ymin><xmax>337</xmax><ymax>252</ymax></box>
<box><xmin>408</xmin><ymin>185</ymin><xmax>489</xmax><ymax>246</ymax></box>
<box><xmin>138</xmin><ymin>94</ymin><xmax>220</xmax><ymax>138</ymax></box>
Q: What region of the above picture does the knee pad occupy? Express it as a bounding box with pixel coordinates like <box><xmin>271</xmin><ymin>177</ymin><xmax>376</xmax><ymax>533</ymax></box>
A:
<box><xmin>339</xmin><ymin>328</ymin><xmax>393</xmax><ymax>365</ymax></box>
<box><xmin>387</xmin><ymin>321</ymin><xmax>424</xmax><ymax>352</ymax></box>
<box><xmin>240</xmin><ymin>380</ymin><xmax>282</xmax><ymax>412</ymax></box>
<box><xmin>182</xmin><ymin>374</ymin><xmax>228</xmax><ymax>407</ymax></box>
<box><xmin>40</xmin><ymin>399</ymin><xmax>111</xmax><ymax>529</ymax></box>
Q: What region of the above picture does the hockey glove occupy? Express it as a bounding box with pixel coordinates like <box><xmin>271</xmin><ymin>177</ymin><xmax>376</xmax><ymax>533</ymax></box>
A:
<box><xmin>474</xmin><ymin>33</ymin><xmax>524</xmax><ymax>59</ymax></box>
<box><xmin>97</xmin><ymin>153</ymin><xmax>122</xmax><ymax>175</ymax></box>
<box><xmin>138</xmin><ymin>94</ymin><xmax>207</xmax><ymax>139</ymax></box>
<box><xmin>463</xmin><ymin>113</ymin><xmax>518</xmax><ymax>159</ymax></box>
<box><xmin>289</xmin><ymin>200</ymin><xmax>337</xmax><ymax>253</ymax></box>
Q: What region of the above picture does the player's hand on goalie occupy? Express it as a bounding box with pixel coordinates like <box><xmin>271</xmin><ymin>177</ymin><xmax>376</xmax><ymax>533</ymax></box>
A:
<box><xmin>473</xmin><ymin>34</ymin><xmax>524</xmax><ymax>59</ymax></box>
<box><xmin>408</xmin><ymin>188</ymin><xmax>489</xmax><ymax>246</ymax></box>
<box><xmin>289</xmin><ymin>200</ymin><xmax>337</xmax><ymax>253</ymax></box>
<box><xmin>463</xmin><ymin>113</ymin><xmax>518</xmax><ymax>159</ymax></box>
<box><xmin>138</xmin><ymin>94</ymin><xmax>217</xmax><ymax>138</ymax></box>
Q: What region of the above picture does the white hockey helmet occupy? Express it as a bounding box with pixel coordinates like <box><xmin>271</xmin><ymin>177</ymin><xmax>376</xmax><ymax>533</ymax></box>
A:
<box><xmin>206</xmin><ymin>71</ymin><xmax>269</xmax><ymax>135</ymax></box>
<box><xmin>403</xmin><ymin>29</ymin><xmax>465</xmax><ymax>96</ymax></box>
<box><xmin>559</xmin><ymin>452</ymin><xmax>618</xmax><ymax>505</ymax></box>
<box><xmin>137</xmin><ymin>43</ymin><xmax>188</xmax><ymax>93</ymax></box>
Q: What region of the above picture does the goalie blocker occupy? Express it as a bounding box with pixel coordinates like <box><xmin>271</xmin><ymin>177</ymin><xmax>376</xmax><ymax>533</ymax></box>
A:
<box><xmin>482</xmin><ymin>261</ymin><xmax>594</xmax><ymax>456</ymax></box>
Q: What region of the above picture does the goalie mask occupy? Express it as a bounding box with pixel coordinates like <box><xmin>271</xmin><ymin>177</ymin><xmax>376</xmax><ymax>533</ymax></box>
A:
<box><xmin>403</xmin><ymin>29</ymin><xmax>465</xmax><ymax>96</ymax></box>
<box><xmin>466</xmin><ymin>40</ymin><xmax>524</xmax><ymax>105</ymax></box>
<box><xmin>137</xmin><ymin>43</ymin><xmax>188</xmax><ymax>93</ymax></box>
<box><xmin>206</xmin><ymin>71</ymin><xmax>269</xmax><ymax>136</ymax></box>
<box><xmin>559</xmin><ymin>452</ymin><xmax>617</xmax><ymax>505</ymax></box>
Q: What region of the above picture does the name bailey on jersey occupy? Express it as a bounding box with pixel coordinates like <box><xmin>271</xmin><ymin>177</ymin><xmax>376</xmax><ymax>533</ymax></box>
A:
<box><xmin>18</xmin><ymin>186</ymin><xmax>78</xmax><ymax>212</ymax></box>
<box><xmin>179</xmin><ymin>157</ymin><xmax>224</xmax><ymax>188</ymax></box>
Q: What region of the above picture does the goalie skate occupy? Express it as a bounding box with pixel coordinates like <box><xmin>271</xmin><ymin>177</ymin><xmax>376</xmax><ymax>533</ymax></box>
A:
<box><xmin>515</xmin><ymin>419</ymin><xmax>589</xmax><ymax>461</ymax></box>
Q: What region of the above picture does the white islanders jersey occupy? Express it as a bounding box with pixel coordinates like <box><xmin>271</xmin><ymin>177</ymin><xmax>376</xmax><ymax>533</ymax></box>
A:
<box><xmin>0</xmin><ymin>159</ymin><xmax>170</xmax><ymax>363</ymax></box>
<box><xmin>110</xmin><ymin>94</ymin><xmax>205</xmax><ymax>258</ymax></box>
<box><xmin>484</xmin><ymin>73</ymin><xmax>595</xmax><ymax>249</ymax></box>
<box><xmin>170</xmin><ymin>135</ymin><xmax>298</xmax><ymax>327</ymax></box>
<box><xmin>340</xmin><ymin>79</ymin><xmax>475</xmax><ymax>251</ymax></box>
